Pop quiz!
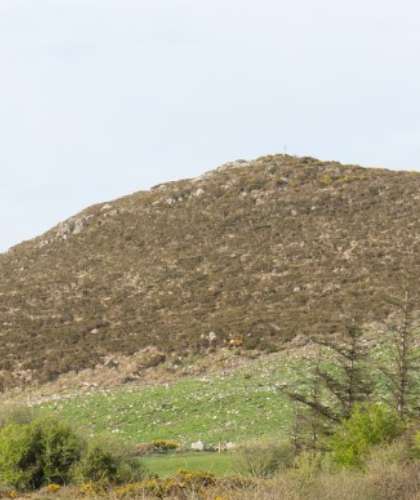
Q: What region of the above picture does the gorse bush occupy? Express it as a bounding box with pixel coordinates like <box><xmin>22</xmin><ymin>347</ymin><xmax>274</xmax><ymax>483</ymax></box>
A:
<box><xmin>0</xmin><ymin>422</ymin><xmax>41</xmax><ymax>490</ymax></box>
<box><xmin>113</xmin><ymin>470</ymin><xmax>217</xmax><ymax>498</ymax></box>
<box><xmin>74</xmin><ymin>444</ymin><xmax>120</xmax><ymax>484</ymax></box>
<box><xmin>152</xmin><ymin>439</ymin><xmax>180</xmax><ymax>453</ymax></box>
<box><xmin>73</xmin><ymin>437</ymin><xmax>144</xmax><ymax>485</ymax></box>
<box><xmin>0</xmin><ymin>418</ymin><xmax>144</xmax><ymax>491</ymax></box>
<box><xmin>37</xmin><ymin>418</ymin><xmax>83</xmax><ymax>484</ymax></box>
<box><xmin>0</xmin><ymin>418</ymin><xmax>82</xmax><ymax>490</ymax></box>
<box><xmin>329</xmin><ymin>403</ymin><xmax>404</xmax><ymax>468</ymax></box>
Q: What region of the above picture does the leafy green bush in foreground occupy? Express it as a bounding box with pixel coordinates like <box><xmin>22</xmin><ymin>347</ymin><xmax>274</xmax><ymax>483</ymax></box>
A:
<box><xmin>0</xmin><ymin>417</ymin><xmax>82</xmax><ymax>490</ymax></box>
<box><xmin>329</xmin><ymin>403</ymin><xmax>404</xmax><ymax>468</ymax></box>
<box><xmin>73</xmin><ymin>437</ymin><xmax>144</xmax><ymax>485</ymax></box>
<box><xmin>0</xmin><ymin>417</ymin><xmax>144</xmax><ymax>491</ymax></box>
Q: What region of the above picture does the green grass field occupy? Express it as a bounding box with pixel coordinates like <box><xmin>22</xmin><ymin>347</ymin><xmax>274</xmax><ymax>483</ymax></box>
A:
<box><xmin>142</xmin><ymin>452</ymin><xmax>235</xmax><ymax>477</ymax></box>
<box><xmin>36</xmin><ymin>344</ymin><xmax>410</xmax><ymax>477</ymax></box>
<box><xmin>35</xmin><ymin>353</ymin><xmax>309</xmax><ymax>477</ymax></box>
<box><xmin>38</xmin><ymin>353</ymin><xmax>308</xmax><ymax>447</ymax></box>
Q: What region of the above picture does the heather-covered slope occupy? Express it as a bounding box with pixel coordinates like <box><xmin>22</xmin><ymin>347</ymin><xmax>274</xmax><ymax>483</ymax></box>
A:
<box><xmin>1</xmin><ymin>155</ymin><xmax>420</xmax><ymax>387</ymax></box>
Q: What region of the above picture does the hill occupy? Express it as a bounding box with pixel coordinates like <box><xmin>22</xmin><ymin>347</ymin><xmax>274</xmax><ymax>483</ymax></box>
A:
<box><xmin>1</xmin><ymin>154</ymin><xmax>420</xmax><ymax>388</ymax></box>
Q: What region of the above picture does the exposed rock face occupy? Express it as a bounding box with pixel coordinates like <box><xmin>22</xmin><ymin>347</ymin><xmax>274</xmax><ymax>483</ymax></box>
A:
<box><xmin>1</xmin><ymin>154</ymin><xmax>420</xmax><ymax>387</ymax></box>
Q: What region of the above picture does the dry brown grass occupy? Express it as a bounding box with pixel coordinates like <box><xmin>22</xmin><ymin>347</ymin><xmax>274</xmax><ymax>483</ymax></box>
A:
<box><xmin>18</xmin><ymin>463</ymin><xmax>420</xmax><ymax>499</ymax></box>
<box><xmin>207</xmin><ymin>461</ymin><xmax>420</xmax><ymax>500</ymax></box>
<box><xmin>14</xmin><ymin>443</ymin><xmax>420</xmax><ymax>500</ymax></box>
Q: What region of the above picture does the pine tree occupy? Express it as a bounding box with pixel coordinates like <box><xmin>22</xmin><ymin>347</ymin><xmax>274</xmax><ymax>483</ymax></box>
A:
<box><xmin>283</xmin><ymin>322</ymin><xmax>373</xmax><ymax>444</ymax></box>
<box><xmin>380</xmin><ymin>290</ymin><xmax>420</xmax><ymax>418</ymax></box>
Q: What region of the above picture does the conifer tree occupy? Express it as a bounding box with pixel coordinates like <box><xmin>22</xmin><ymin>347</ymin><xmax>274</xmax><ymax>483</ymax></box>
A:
<box><xmin>284</xmin><ymin>322</ymin><xmax>373</xmax><ymax>443</ymax></box>
<box><xmin>380</xmin><ymin>290</ymin><xmax>420</xmax><ymax>418</ymax></box>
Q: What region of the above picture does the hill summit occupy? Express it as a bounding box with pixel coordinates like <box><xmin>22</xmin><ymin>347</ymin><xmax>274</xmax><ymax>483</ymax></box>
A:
<box><xmin>2</xmin><ymin>154</ymin><xmax>420</xmax><ymax>388</ymax></box>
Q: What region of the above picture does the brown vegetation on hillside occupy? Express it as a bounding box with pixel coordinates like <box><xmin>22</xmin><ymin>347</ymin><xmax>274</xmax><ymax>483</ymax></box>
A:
<box><xmin>1</xmin><ymin>155</ymin><xmax>420</xmax><ymax>387</ymax></box>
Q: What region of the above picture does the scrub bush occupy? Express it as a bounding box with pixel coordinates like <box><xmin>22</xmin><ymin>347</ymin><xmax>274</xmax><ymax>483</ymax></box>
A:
<box><xmin>329</xmin><ymin>404</ymin><xmax>404</xmax><ymax>468</ymax></box>
<box><xmin>0</xmin><ymin>417</ymin><xmax>82</xmax><ymax>490</ymax></box>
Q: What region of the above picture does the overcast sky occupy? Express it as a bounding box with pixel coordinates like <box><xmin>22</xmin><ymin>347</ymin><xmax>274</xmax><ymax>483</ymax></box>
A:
<box><xmin>1</xmin><ymin>0</ymin><xmax>420</xmax><ymax>251</ymax></box>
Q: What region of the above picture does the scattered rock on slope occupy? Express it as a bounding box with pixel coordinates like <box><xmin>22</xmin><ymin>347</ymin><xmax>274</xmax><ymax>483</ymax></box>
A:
<box><xmin>1</xmin><ymin>154</ymin><xmax>420</xmax><ymax>388</ymax></box>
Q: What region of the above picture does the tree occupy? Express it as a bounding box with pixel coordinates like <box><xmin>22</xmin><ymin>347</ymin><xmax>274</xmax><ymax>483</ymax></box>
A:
<box><xmin>380</xmin><ymin>290</ymin><xmax>420</xmax><ymax>418</ymax></box>
<box><xmin>287</xmin><ymin>350</ymin><xmax>337</xmax><ymax>451</ymax></box>
<box><xmin>283</xmin><ymin>322</ymin><xmax>373</xmax><ymax>446</ymax></box>
<box><xmin>311</xmin><ymin>323</ymin><xmax>373</xmax><ymax>419</ymax></box>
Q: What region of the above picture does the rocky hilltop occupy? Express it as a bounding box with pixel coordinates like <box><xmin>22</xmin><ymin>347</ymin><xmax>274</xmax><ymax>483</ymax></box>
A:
<box><xmin>2</xmin><ymin>155</ymin><xmax>420</xmax><ymax>388</ymax></box>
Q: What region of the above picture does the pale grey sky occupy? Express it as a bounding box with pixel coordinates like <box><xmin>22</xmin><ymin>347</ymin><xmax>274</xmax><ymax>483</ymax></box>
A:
<box><xmin>1</xmin><ymin>0</ymin><xmax>420</xmax><ymax>251</ymax></box>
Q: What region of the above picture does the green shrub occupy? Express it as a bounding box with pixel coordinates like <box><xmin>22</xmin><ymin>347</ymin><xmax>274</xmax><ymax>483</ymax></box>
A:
<box><xmin>36</xmin><ymin>418</ymin><xmax>83</xmax><ymax>484</ymax></box>
<box><xmin>329</xmin><ymin>403</ymin><xmax>404</xmax><ymax>468</ymax></box>
<box><xmin>234</xmin><ymin>441</ymin><xmax>295</xmax><ymax>478</ymax></box>
<box><xmin>0</xmin><ymin>417</ymin><xmax>144</xmax><ymax>491</ymax></box>
<box><xmin>75</xmin><ymin>444</ymin><xmax>119</xmax><ymax>484</ymax></box>
<box><xmin>0</xmin><ymin>417</ymin><xmax>82</xmax><ymax>490</ymax></box>
<box><xmin>73</xmin><ymin>438</ymin><xmax>144</xmax><ymax>485</ymax></box>
<box><xmin>0</xmin><ymin>422</ymin><xmax>42</xmax><ymax>490</ymax></box>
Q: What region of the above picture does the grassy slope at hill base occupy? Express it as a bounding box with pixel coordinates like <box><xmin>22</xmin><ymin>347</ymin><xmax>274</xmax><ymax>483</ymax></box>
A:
<box><xmin>37</xmin><ymin>352</ymin><xmax>302</xmax><ymax>446</ymax></box>
<box><xmin>33</xmin><ymin>342</ymin><xmax>418</xmax><ymax>477</ymax></box>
